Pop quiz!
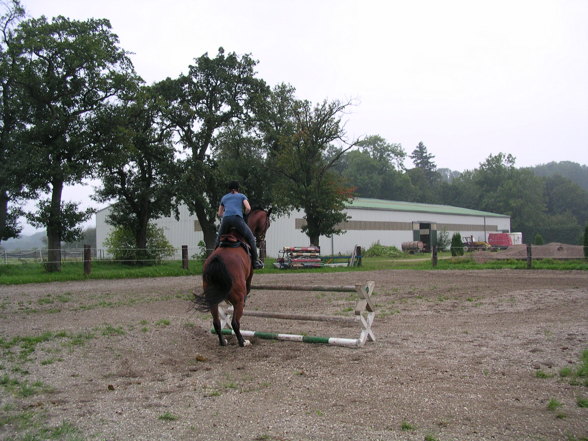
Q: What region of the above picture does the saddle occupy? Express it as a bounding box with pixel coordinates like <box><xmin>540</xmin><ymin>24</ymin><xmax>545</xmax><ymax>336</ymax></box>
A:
<box><xmin>219</xmin><ymin>232</ymin><xmax>251</xmax><ymax>255</ymax></box>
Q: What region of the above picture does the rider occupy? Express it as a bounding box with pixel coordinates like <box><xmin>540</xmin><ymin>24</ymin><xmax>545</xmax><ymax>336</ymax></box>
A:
<box><xmin>215</xmin><ymin>181</ymin><xmax>264</xmax><ymax>270</ymax></box>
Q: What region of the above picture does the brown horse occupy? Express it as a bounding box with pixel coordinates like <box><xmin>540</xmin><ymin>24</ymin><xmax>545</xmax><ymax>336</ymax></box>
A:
<box><xmin>194</xmin><ymin>233</ymin><xmax>253</xmax><ymax>347</ymax></box>
<box><xmin>194</xmin><ymin>209</ymin><xmax>271</xmax><ymax>347</ymax></box>
<box><xmin>247</xmin><ymin>208</ymin><xmax>271</xmax><ymax>258</ymax></box>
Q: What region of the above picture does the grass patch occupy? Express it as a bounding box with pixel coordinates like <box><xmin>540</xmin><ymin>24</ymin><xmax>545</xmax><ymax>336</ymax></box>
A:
<box><xmin>536</xmin><ymin>370</ymin><xmax>555</xmax><ymax>379</ymax></box>
<box><xmin>1</xmin><ymin>255</ymin><xmax>586</xmax><ymax>285</ymax></box>
<box><xmin>1</xmin><ymin>331</ymin><xmax>94</xmax><ymax>363</ymax></box>
<box><xmin>547</xmin><ymin>398</ymin><xmax>562</xmax><ymax>411</ymax></box>
<box><xmin>559</xmin><ymin>349</ymin><xmax>588</xmax><ymax>386</ymax></box>
<box><xmin>400</xmin><ymin>421</ymin><xmax>415</xmax><ymax>431</ymax></box>
<box><xmin>0</xmin><ymin>375</ymin><xmax>50</xmax><ymax>397</ymax></box>
<box><xmin>0</xmin><ymin>408</ymin><xmax>83</xmax><ymax>440</ymax></box>
<box><xmin>158</xmin><ymin>412</ymin><xmax>178</xmax><ymax>421</ymax></box>
<box><xmin>99</xmin><ymin>324</ymin><xmax>126</xmax><ymax>336</ymax></box>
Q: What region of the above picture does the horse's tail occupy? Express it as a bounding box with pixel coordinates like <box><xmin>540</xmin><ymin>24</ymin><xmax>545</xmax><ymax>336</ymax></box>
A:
<box><xmin>194</xmin><ymin>255</ymin><xmax>233</xmax><ymax>312</ymax></box>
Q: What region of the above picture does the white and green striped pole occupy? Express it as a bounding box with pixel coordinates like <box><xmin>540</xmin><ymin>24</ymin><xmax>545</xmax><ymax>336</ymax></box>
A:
<box><xmin>212</xmin><ymin>328</ymin><xmax>361</xmax><ymax>348</ymax></box>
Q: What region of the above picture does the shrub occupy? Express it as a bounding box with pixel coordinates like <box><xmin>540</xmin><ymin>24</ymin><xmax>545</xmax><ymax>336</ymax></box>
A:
<box><xmin>104</xmin><ymin>223</ymin><xmax>175</xmax><ymax>265</ymax></box>
<box><xmin>533</xmin><ymin>233</ymin><xmax>544</xmax><ymax>245</ymax></box>
<box><xmin>363</xmin><ymin>241</ymin><xmax>403</xmax><ymax>258</ymax></box>
<box><xmin>436</xmin><ymin>229</ymin><xmax>451</xmax><ymax>251</ymax></box>
<box><xmin>450</xmin><ymin>232</ymin><xmax>464</xmax><ymax>256</ymax></box>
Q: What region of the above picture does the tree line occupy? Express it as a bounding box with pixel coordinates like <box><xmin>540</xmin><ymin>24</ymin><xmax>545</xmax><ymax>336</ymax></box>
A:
<box><xmin>1</xmin><ymin>2</ymin><xmax>586</xmax><ymax>271</ymax></box>
<box><xmin>0</xmin><ymin>2</ymin><xmax>360</xmax><ymax>270</ymax></box>
<box><xmin>336</xmin><ymin>139</ymin><xmax>588</xmax><ymax>246</ymax></box>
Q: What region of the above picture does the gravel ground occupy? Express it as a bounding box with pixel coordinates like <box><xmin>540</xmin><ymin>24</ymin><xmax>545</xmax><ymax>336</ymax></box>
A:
<box><xmin>0</xmin><ymin>269</ymin><xmax>587</xmax><ymax>441</ymax></box>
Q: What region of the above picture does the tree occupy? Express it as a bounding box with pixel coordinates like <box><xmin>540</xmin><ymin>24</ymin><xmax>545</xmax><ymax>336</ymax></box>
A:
<box><xmin>408</xmin><ymin>142</ymin><xmax>440</xmax><ymax>202</ymax></box>
<box><xmin>92</xmin><ymin>84</ymin><xmax>180</xmax><ymax>259</ymax></box>
<box><xmin>104</xmin><ymin>223</ymin><xmax>174</xmax><ymax>265</ymax></box>
<box><xmin>465</xmin><ymin>153</ymin><xmax>546</xmax><ymax>241</ymax></box>
<box><xmin>336</xmin><ymin>135</ymin><xmax>408</xmax><ymax>199</ymax></box>
<box><xmin>543</xmin><ymin>175</ymin><xmax>588</xmax><ymax>227</ymax></box>
<box><xmin>271</xmin><ymin>98</ymin><xmax>358</xmax><ymax>246</ymax></box>
<box><xmin>410</xmin><ymin>141</ymin><xmax>436</xmax><ymax>173</ymax></box>
<box><xmin>156</xmin><ymin>48</ymin><xmax>269</xmax><ymax>254</ymax></box>
<box><xmin>0</xmin><ymin>0</ymin><xmax>26</xmax><ymax>242</ymax></box>
<box><xmin>532</xmin><ymin>161</ymin><xmax>588</xmax><ymax>192</ymax></box>
<box><xmin>11</xmin><ymin>15</ymin><xmax>136</xmax><ymax>271</ymax></box>
<box><xmin>450</xmin><ymin>232</ymin><xmax>464</xmax><ymax>256</ymax></box>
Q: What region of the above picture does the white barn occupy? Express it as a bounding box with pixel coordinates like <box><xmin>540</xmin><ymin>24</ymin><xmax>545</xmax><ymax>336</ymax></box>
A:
<box><xmin>96</xmin><ymin>198</ymin><xmax>510</xmax><ymax>258</ymax></box>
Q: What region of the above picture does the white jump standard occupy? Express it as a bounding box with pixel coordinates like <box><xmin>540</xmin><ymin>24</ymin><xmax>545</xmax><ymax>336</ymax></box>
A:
<box><xmin>214</xmin><ymin>281</ymin><xmax>376</xmax><ymax>348</ymax></box>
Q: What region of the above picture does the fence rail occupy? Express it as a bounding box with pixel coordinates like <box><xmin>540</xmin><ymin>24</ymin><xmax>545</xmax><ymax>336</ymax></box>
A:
<box><xmin>0</xmin><ymin>245</ymin><xmax>204</xmax><ymax>266</ymax></box>
<box><xmin>1</xmin><ymin>244</ymin><xmax>586</xmax><ymax>269</ymax></box>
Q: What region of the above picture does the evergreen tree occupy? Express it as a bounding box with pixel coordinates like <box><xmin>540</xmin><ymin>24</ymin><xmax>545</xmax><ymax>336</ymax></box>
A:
<box><xmin>450</xmin><ymin>232</ymin><xmax>464</xmax><ymax>256</ymax></box>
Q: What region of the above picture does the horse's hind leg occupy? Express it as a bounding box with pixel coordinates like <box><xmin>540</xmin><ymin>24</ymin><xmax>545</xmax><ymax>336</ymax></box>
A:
<box><xmin>231</xmin><ymin>301</ymin><xmax>250</xmax><ymax>347</ymax></box>
<box><xmin>211</xmin><ymin>305</ymin><xmax>227</xmax><ymax>346</ymax></box>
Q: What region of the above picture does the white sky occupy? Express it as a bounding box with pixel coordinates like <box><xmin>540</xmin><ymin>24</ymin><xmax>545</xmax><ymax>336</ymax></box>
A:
<box><xmin>17</xmin><ymin>0</ymin><xmax>588</xmax><ymax>234</ymax></box>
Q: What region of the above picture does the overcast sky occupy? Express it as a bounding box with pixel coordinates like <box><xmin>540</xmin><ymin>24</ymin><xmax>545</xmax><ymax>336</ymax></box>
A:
<box><xmin>17</xmin><ymin>0</ymin><xmax>588</xmax><ymax>233</ymax></box>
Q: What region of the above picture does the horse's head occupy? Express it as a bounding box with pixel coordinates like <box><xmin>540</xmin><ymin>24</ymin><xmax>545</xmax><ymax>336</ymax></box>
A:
<box><xmin>247</xmin><ymin>208</ymin><xmax>271</xmax><ymax>243</ymax></box>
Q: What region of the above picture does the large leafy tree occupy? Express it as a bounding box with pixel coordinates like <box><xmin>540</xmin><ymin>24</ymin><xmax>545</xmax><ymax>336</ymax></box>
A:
<box><xmin>543</xmin><ymin>174</ymin><xmax>588</xmax><ymax>226</ymax></box>
<box><xmin>445</xmin><ymin>153</ymin><xmax>546</xmax><ymax>242</ymax></box>
<box><xmin>336</xmin><ymin>135</ymin><xmax>410</xmax><ymax>200</ymax></box>
<box><xmin>0</xmin><ymin>0</ymin><xmax>25</xmax><ymax>242</ymax></box>
<box><xmin>11</xmin><ymin>15</ymin><xmax>136</xmax><ymax>271</ymax></box>
<box><xmin>92</xmin><ymin>84</ymin><xmax>180</xmax><ymax>260</ymax></box>
<box><xmin>271</xmin><ymin>98</ymin><xmax>358</xmax><ymax>246</ymax></box>
<box><xmin>156</xmin><ymin>48</ymin><xmax>269</xmax><ymax>253</ymax></box>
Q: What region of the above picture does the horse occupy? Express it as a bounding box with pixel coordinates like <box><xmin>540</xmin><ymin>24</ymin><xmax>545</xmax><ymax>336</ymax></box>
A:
<box><xmin>194</xmin><ymin>208</ymin><xmax>271</xmax><ymax>347</ymax></box>
<box><xmin>194</xmin><ymin>232</ymin><xmax>253</xmax><ymax>347</ymax></box>
<box><xmin>247</xmin><ymin>208</ymin><xmax>271</xmax><ymax>258</ymax></box>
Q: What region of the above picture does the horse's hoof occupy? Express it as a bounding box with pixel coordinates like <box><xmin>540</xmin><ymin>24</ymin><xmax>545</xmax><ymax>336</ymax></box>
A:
<box><xmin>243</xmin><ymin>339</ymin><xmax>251</xmax><ymax>346</ymax></box>
<box><xmin>220</xmin><ymin>338</ymin><xmax>228</xmax><ymax>346</ymax></box>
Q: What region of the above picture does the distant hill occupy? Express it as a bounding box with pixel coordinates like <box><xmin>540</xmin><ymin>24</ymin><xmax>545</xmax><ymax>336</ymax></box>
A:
<box><xmin>0</xmin><ymin>231</ymin><xmax>46</xmax><ymax>251</ymax></box>
<box><xmin>531</xmin><ymin>161</ymin><xmax>588</xmax><ymax>191</ymax></box>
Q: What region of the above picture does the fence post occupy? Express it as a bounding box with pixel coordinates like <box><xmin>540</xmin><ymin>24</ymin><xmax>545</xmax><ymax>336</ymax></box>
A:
<box><xmin>432</xmin><ymin>245</ymin><xmax>438</xmax><ymax>267</ymax></box>
<box><xmin>526</xmin><ymin>244</ymin><xmax>532</xmax><ymax>269</ymax></box>
<box><xmin>182</xmin><ymin>245</ymin><xmax>189</xmax><ymax>270</ymax></box>
<box><xmin>84</xmin><ymin>244</ymin><xmax>92</xmax><ymax>275</ymax></box>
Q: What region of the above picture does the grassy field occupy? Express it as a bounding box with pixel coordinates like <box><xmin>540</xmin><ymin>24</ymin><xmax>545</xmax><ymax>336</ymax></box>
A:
<box><xmin>1</xmin><ymin>253</ymin><xmax>586</xmax><ymax>285</ymax></box>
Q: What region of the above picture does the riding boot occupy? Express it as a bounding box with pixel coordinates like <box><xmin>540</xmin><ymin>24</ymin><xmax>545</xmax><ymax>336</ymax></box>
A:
<box><xmin>250</xmin><ymin>247</ymin><xmax>264</xmax><ymax>269</ymax></box>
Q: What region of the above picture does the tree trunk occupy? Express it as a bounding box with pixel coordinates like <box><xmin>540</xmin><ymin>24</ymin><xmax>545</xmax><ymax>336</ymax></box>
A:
<box><xmin>0</xmin><ymin>191</ymin><xmax>8</xmax><ymax>242</ymax></box>
<box><xmin>309</xmin><ymin>235</ymin><xmax>320</xmax><ymax>247</ymax></box>
<box><xmin>45</xmin><ymin>181</ymin><xmax>63</xmax><ymax>272</ymax></box>
<box><xmin>193</xmin><ymin>202</ymin><xmax>217</xmax><ymax>256</ymax></box>
<box><xmin>135</xmin><ymin>213</ymin><xmax>150</xmax><ymax>264</ymax></box>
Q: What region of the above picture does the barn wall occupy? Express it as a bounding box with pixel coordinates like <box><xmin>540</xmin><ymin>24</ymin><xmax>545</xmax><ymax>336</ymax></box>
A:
<box><xmin>265</xmin><ymin>208</ymin><xmax>510</xmax><ymax>257</ymax></box>
<box><xmin>95</xmin><ymin>202</ymin><xmax>511</xmax><ymax>258</ymax></box>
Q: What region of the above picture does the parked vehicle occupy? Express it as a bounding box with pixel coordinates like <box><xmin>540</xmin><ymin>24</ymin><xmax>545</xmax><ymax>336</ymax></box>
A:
<box><xmin>461</xmin><ymin>235</ymin><xmax>491</xmax><ymax>251</ymax></box>
<box><xmin>401</xmin><ymin>241</ymin><xmax>425</xmax><ymax>254</ymax></box>
<box><xmin>487</xmin><ymin>232</ymin><xmax>523</xmax><ymax>250</ymax></box>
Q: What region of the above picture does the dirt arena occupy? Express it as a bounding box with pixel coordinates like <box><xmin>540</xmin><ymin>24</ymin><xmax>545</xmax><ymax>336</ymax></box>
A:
<box><xmin>1</xmin><ymin>269</ymin><xmax>587</xmax><ymax>441</ymax></box>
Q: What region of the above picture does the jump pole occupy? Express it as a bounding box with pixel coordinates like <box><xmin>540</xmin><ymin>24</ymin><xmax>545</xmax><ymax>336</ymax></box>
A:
<box><xmin>213</xmin><ymin>328</ymin><xmax>362</xmax><ymax>348</ymax></box>
<box><xmin>215</xmin><ymin>281</ymin><xmax>376</xmax><ymax>348</ymax></box>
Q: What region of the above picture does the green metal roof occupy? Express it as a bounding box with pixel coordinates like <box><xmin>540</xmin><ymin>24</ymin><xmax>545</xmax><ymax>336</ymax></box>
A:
<box><xmin>346</xmin><ymin>198</ymin><xmax>509</xmax><ymax>218</ymax></box>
